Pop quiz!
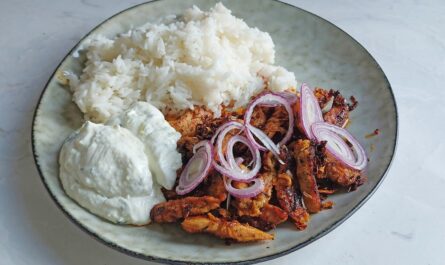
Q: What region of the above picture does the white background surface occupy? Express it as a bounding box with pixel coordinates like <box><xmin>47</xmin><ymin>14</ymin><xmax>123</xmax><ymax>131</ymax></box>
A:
<box><xmin>1</xmin><ymin>0</ymin><xmax>444</xmax><ymax>264</ymax></box>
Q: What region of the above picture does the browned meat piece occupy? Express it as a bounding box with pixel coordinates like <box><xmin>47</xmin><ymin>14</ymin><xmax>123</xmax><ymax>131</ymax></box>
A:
<box><xmin>166</xmin><ymin>107</ymin><xmax>214</xmax><ymax>137</ymax></box>
<box><xmin>177</xmin><ymin>136</ymin><xmax>200</xmax><ymax>162</ymax></box>
<box><xmin>250</xmin><ymin>106</ymin><xmax>268</xmax><ymax>129</ymax></box>
<box><xmin>150</xmin><ymin>196</ymin><xmax>221</xmax><ymax>223</ymax></box>
<box><xmin>314</xmin><ymin>140</ymin><xmax>327</xmax><ymax>179</ymax></box>
<box><xmin>322</xmin><ymin>90</ymin><xmax>350</xmax><ymax>128</ymax></box>
<box><xmin>313</xmin><ymin>88</ymin><xmax>358</xmax><ymax>128</ymax></box>
<box><xmin>205</xmin><ymin>173</ymin><xmax>227</xmax><ymax>202</ymax></box>
<box><xmin>317</xmin><ymin>188</ymin><xmax>337</xmax><ymax>195</ymax></box>
<box><xmin>259</xmin><ymin>204</ymin><xmax>288</xmax><ymax>225</ymax></box>
<box><xmin>237</xmin><ymin>216</ymin><xmax>275</xmax><ymax>232</ymax></box>
<box><xmin>274</xmin><ymin>172</ymin><xmax>294</xmax><ymax>212</ymax></box>
<box><xmin>211</xmin><ymin>208</ymin><xmax>232</xmax><ymax>219</ymax></box>
<box><xmin>274</xmin><ymin>170</ymin><xmax>310</xmax><ymax>230</ymax></box>
<box><xmin>181</xmin><ymin>213</ymin><xmax>274</xmax><ymax>242</ymax></box>
<box><xmin>294</xmin><ymin>140</ymin><xmax>322</xmax><ymax>213</ymax></box>
<box><xmin>161</xmin><ymin>187</ymin><xmax>181</xmax><ymax>200</ymax></box>
<box><xmin>288</xmin><ymin>208</ymin><xmax>310</xmax><ymax>230</ymax></box>
<box><xmin>264</xmin><ymin>106</ymin><xmax>288</xmax><ymax>141</ymax></box>
<box><xmin>322</xmin><ymin>200</ymin><xmax>334</xmax><ymax>209</ymax></box>
<box><xmin>237</xmin><ymin>204</ymin><xmax>288</xmax><ymax>232</ymax></box>
<box><xmin>314</xmin><ymin>87</ymin><xmax>333</xmax><ymax>110</ymax></box>
<box><xmin>324</xmin><ymin>154</ymin><xmax>361</xmax><ymax>187</ymax></box>
<box><xmin>232</xmin><ymin>152</ymin><xmax>276</xmax><ymax>217</ymax></box>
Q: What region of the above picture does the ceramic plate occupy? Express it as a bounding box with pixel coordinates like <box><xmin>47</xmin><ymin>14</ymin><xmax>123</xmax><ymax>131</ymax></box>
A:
<box><xmin>32</xmin><ymin>0</ymin><xmax>398</xmax><ymax>264</ymax></box>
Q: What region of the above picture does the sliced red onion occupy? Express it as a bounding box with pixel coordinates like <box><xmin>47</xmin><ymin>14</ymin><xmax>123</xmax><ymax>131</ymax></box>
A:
<box><xmin>246</xmin><ymin>124</ymin><xmax>284</xmax><ymax>164</ymax></box>
<box><xmin>213</xmin><ymin>134</ymin><xmax>261</xmax><ymax>181</ymax></box>
<box><xmin>214</xmin><ymin>121</ymin><xmax>245</xmax><ymax>169</ymax></box>
<box><xmin>311</xmin><ymin>122</ymin><xmax>367</xmax><ymax>170</ymax></box>
<box><xmin>244</xmin><ymin>92</ymin><xmax>294</xmax><ymax>151</ymax></box>
<box><xmin>223</xmin><ymin>176</ymin><xmax>264</xmax><ymax>199</ymax></box>
<box><xmin>299</xmin><ymin>83</ymin><xmax>323</xmax><ymax>139</ymax></box>
<box><xmin>176</xmin><ymin>141</ymin><xmax>213</xmax><ymax>195</ymax></box>
<box><xmin>275</xmin><ymin>91</ymin><xmax>298</xmax><ymax>105</ymax></box>
<box><xmin>260</xmin><ymin>91</ymin><xmax>298</xmax><ymax>107</ymax></box>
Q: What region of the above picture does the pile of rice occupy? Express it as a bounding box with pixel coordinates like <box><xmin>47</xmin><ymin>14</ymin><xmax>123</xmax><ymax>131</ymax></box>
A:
<box><xmin>67</xmin><ymin>3</ymin><xmax>297</xmax><ymax>122</ymax></box>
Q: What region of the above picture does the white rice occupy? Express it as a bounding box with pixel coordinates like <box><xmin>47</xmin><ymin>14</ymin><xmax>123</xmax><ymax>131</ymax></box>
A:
<box><xmin>67</xmin><ymin>3</ymin><xmax>297</xmax><ymax>122</ymax></box>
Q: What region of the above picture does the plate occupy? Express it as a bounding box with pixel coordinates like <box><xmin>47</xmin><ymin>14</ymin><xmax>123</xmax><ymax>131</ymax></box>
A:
<box><xmin>32</xmin><ymin>0</ymin><xmax>398</xmax><ymax>264</ymax></box>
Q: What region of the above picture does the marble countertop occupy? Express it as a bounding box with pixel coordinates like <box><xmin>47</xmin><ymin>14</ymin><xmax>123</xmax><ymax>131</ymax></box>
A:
<box><xmin>1</xmin><ymin>0</ymin><xmax>444</xmax><ymax>264</ymax></box>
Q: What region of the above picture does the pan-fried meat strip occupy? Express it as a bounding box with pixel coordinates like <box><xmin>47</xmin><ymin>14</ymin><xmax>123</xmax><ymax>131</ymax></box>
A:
<box><xmin>274</xmin><ymin>145</ymin><xmax>310</xmax><ymax>229</ymax></box>
<box><xmin>237</xmin><ymin>216</ymin><xmax>275</xmax><ymax>232</ymax></box>
<box><xmin>177</xmin><ymin>136</ymin><xmax>200</xmax><ymax>162</ymax></box>
<box><xmin>232</xmin><ymin>152</ymin><xmax>276</xmax><ymax>216</ymax></box>
<box><xmin>274</xmin><ymin>172</ymin><xmax>310</xmax><ymax>230</ymax></box>
<box><xmin>181</xmin><ymin>213</ymin><xmax>273</xmax><ymax>242</ymax></box>
<box><xmin>314</xmin><ymin>87</ymin><xmax>333</xmax><ymax>110</ymax></box>
<box><xmin>294</xmin><ymin>140</ymin><xmax>322</xmax><ymax>214</ymax></box>
<box><xmin>259</xmin><ymin>204</ymin><xmax>288</xmax><ymax>225</ymax></box>
<box><xmin>289</xmin><ymin>208</ymin><xmax>310</xmax><ymax>230</ymax></box>
<box><xmin>237</xmin><ymin>204</ymin><xmax>288</xmax><ymax>231</ymax></box>
<box><xmin>314</xmin><ymin>88</ymin><xmax>358</xmax><ymax>128</ymax></box>
<box><xmin>264</xmin><ymin>106</ymin><xmax>288</xmax><ymax>141</ymax></box>
<box><xmin>150</xmin><ymin>196</ymin><xmax>220</xmax><ymax>223</ymax></box>
<box><xmin>250</xmin><ymin>106</ymin><xmax>268</xmax><ymax>129</ymax></box>
<box><xmin>325</xmin><ymin>155</ymin><xmax>362</xmax><ymax>187</ymax></box>
<box><xmin>205</xmin><ymin>173</ymin><xmax>227</xmax><ymax>202</ymax></box>
<box><xmin>166</xmin><ymin>107</ymin><xmax>213</xmax><ymax>137</ymax></box>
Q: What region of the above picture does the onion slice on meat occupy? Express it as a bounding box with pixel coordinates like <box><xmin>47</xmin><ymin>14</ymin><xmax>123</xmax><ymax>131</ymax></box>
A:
<box><xmin>260</xmin><ymin>91</ymin><xmax>298</xmax><ymax>107</ymax></box>
<box><xmin>213</xmin><ymin>121</ymin><xmax>245</xmax><ymax>169</ymax></box>
<box><xmin>223</xmin><ymin>176</ymin><xmax>264</xmax><ymax>198</ymax></box>
<box><xmin>213</xmin><ymin>134</ymin><xmax>261</xmax><ymax>181</ymax></box>
<box><xmin>176</xmin><ymin>140</ymin><xmax>213</xmax><ymax>195</ymax></box>
<box><xmin>275</xmin><ymin>91</ymin><xmax>298</xmax><ymax>105</ymax></box>
<box><xmin>299</xmin><ymin>83</ymin><xmax>323</xmax><ymax>139</ymax></box>
<box><xmin>311</xmin><ymin>122</ymin><xmax>367</xmax><ymax>170</ymax></box>
<box><xmin>244</xmin><ymin>92</ymin><xmax>294</xmax><ymax>151</ymax></box>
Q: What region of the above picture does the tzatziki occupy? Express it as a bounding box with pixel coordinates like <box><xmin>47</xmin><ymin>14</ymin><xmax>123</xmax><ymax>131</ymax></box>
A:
<box><xmin>59</xmin><ymin>121</ymin><xmax>165</xmax><ymax>225</ymax></box>
<box><xmin>109</xmin><ymin>102</ymin><xmax>182</xmax><ymax>190</ymax></box>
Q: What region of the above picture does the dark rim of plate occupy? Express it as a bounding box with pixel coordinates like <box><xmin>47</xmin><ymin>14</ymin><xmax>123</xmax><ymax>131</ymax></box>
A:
<box><xmin>31</xmin><ymin>0</ymin><xmax>399</xmax><ymax>264</ymax></box>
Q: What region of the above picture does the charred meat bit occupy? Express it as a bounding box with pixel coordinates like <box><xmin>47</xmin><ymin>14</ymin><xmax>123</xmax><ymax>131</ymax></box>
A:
<box><xmin>314</xmin><ymin>88</ymin><xmax>356</xmax><ymax>128</ymax></box>
<box><xmin>150</xmin><ymin>196</ymin><xmax>221</xmax><ymax>223</ymax></box>
<box><xmin>232</xmin><ymin>152</ymin><xmax>276</xmax><ymax>217</ymax></box>
<box><xmin>166</xmin><ymin>107</ymin><xmax>214</xmax><ymax>137</ymax></box>
<box><xmin>288</xmin><ymin>208</ymin><xmax>310</xmax><ymax>230</ymax></box>
<box><xmin>205</xmin><ymin>173</ymin><xmax>227</xmax><ymax>202</ymax></box>
<box><xmin>237</xmin><ymin>216</ymin><xmax>275</xmax><ymax>232</ymax></box>
<box><xmin>259</xmin><ymin>204</ymin><xmax>288</xmax><ymax>226</ymax></box>
<box><xmin>250</xmin><ymin>106</ymin><xmax>268</xmax><ymax>129</ymax></box>
<box><xmin>294</xmin><ymin>140</ymin><xmax>322</xmax><ymax>213</ymax></box>
<box><xmin>274</xmin><ymin>171</ymin><xmax>310</xmax><ymax>230</ymax></box>
<box><xmin>324</xmin><ymin>154</ymin><xmax>362</xmax><ymax>187</ymax></box>
<box><xmin>181</xmin><ymin>213</ymin><xmax>274</xmax><ymax>242</ymax></box>
<box><xmin>264</xmin><ymin>106</ymin><xmax>289</xmax><ymax>141</ymax></box>
<box><xmin>314</xmin><ymin>87</ymin><xmax>333</xmax><ymax>110</ymax></box>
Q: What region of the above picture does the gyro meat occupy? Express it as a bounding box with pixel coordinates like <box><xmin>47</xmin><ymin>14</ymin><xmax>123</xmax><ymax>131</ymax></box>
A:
<box><xmin>150</xmin><ymin>196</ymin><xmax>220</xmax><ymax>223</ymax></box>
<box><xmin>181</xmin><ymin>213</ymin><xmax>274</xmax><ymax>242</ymax></box>
<box><xmin>294</xmin><ymin>139</ymin><xmax>322</xmax><ymax>213</ymax></box>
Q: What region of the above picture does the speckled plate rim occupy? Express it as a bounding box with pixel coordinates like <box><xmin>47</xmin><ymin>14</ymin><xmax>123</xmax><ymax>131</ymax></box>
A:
<box><xmin>31</xmin><ymin>0</ymin><xmax>399</xmax><ymax>264</ymax></box>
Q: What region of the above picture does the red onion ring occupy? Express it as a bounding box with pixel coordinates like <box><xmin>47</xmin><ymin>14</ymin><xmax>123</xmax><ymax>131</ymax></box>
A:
<box><xmin>244</xmin><ymin>92</ymin><xmax>294</xmax><ymax>151</ymax></box>
<box><xmin>299</xmin><ymin>83</ymin><xmax>323</xmax><ymax>139</ymax></box>
<box><xmin>213</xmin><ymin>134</ymin><xmax>261</xmax><ymax>181</ymax></box>
<box><xmin>223</xmin><ymin>176</ymin><xmax>264</xmax><ymax>198</ymax></box>
<box><xmin>311</xmin><ymin>122</ymin><xmax>367</xmax><ymax>170</ymax></box>
<box><xmin>246</xmin><ymin>124</ymin><xmax>284</xmax><ymax>164</ymax></box>
<box><xmin>213</xmin><ymin>121</ymin><xmax>245</xmax><ymax>169</ymax></box>
<box><xmin>176</xmin><ymin>140</ymin><xmax>213</xmax><ymax>195</ymax></box>
<box><xmin>260</xmin><ymin>91</ymin><xmax>298</xmax><ymax>107</ymax></box>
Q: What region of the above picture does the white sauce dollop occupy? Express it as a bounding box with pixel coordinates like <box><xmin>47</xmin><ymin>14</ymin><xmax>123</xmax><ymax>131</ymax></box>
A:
<box><xmin>108</xmin><ymin>102</ymin><xmax>182</xmax><ymax>190</ymax></box>
<box><xmin>59</xmin><ymin>121</ymin><xmax>165</xmax><ymax>225</ymax></box>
